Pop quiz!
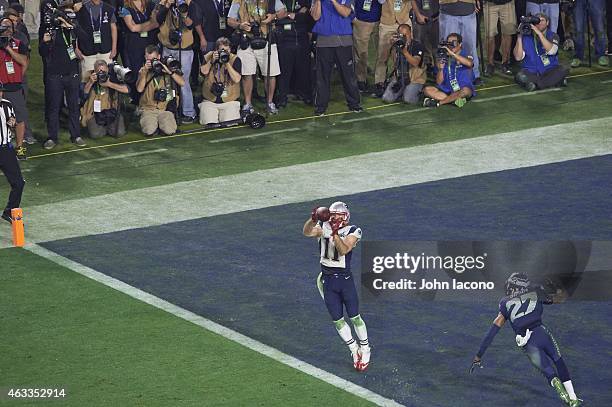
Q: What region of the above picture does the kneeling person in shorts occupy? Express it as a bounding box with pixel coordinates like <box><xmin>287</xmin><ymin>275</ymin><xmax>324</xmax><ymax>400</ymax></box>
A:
<box><xmin>199</xmin><ymin>37</ymin><xmax>242</xmax><ymax>125</ymax></box>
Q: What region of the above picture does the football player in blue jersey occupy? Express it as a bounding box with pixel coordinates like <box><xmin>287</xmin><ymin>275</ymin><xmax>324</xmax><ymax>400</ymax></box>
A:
<box><xmin>303</xmin><ymin>201</ymin><xmax>371</xmax><ymax>371</ymax></box>
<box><xmin>470</xmin><ymin>273</ymin><xmax>582</xmax><ymax>406</ymax></box>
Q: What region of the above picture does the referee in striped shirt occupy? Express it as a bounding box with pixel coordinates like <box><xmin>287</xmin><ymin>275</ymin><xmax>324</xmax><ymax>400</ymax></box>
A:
<box><xmin>0</xmin><ymin>81</ymin><xmax>25</xmax><ymax>224</ymax></box>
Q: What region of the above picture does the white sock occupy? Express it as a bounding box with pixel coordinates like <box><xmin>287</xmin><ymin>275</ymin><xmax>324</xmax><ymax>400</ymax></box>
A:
<box><xmin>335</xmin><ymin>321</ymin><xmax>357</xmax><ymax>352</ymax></box>
<box><xmin>350</xmin><ymin>315</ymin><xmax>369</xmax><ymax>349</ymax></box>
<box><xmin>563</xmin><ymin>380</ymin><xmax>577</xmax><ymax>400</ymax></box>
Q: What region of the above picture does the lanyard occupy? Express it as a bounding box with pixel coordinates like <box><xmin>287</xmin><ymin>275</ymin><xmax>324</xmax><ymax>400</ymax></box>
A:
<box><xmin>61</xmin><ymin>30</ymin><xmax>72</xmax><ymax>47</ymax></box>
<box><xmin>446</xmin><ymin>58</ymin><xmax>460</xmax><ymax>82</ymax></box>
<box><xmin>216</xmin><ymin>0</ymin><xmax>225</xmax><ymax>17</ymax></box>
<box><xmin>89</xmin><ymin>4</ymin><xmax>103</xmax><ymax>31</ymax></box>
<box><xmin>532</xmin><ymin>33</ymin><xmax>543</xmax><ymax>57</ymax></box>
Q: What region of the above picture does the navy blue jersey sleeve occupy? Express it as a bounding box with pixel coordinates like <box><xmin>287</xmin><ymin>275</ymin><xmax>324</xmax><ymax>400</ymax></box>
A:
<box><xmin>499</xmin><ymin>299</ymin><xmax>509</xmax><ymax>319</ymax></box>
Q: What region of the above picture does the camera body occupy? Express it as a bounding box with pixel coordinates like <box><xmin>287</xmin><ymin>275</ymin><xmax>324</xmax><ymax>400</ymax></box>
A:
<box><xmin>519</xmin><ymin>15</ymin><xmax>540</xmax><ymax>36</ymax></box>
<box><xmin>176</xmin><ymin>0</ymin><xmax>189</xmax><ymax>14</ymax></box>
<box><xmin>392</xmin><ymin>33</ymin><xmax>407</xmax><ymax>49</ymax></box>
<box><xmin>151</xmin><ymin>58</ymin><xmax>164</xmax><ymax>76</ymax></box>
<box><xmin>210</xmin><ymin>81</ymin><xmax>225</xmax><ymax>97</ymax></box>
<box><xmin>161</xmin><ymin>55</ymin><xmax>182</xmax><ymax>74</ymax></box>
<box><xmin>249</xmin><ymin>23</ymin><xmax>268</xmax><ymax>50</ymax></box>
<box><xmin>436</xmin><ymin>40</ymin><xmax>457</xmax><ymax>63</ymax></box>
<box><xmin>0</xmin><ymin>26</ymin><xmax>11</xmax><ymax>49</ymax></box>
<box><xmin>42</xmin><ymin>3</ymin><xmax>78</xmax><ymax>36</ymax></box>
<box><xmin>216</xmin><ymin>49</ymin><xmax>230</xmax><ymax>64</ymax></box>
<box><xmin>154</xmin><ymin>88</ymin><xmax>169</xmax><ymax>102</ymax></box>
<box><xmin>169</xmin><ymin>29</ymin><xmax>183</xmax><ymax>46</ymax></box>
<box><xmin>96</xmin><ymin>70</ymin><xmax>109</xmax><ymax>84</ymax></box>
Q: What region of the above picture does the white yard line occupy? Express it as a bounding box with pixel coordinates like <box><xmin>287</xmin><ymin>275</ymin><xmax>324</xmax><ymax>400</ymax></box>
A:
<box><xmin>74</xmin><ymin>148</ymin><xmax>169</xmax><ymax>164</ymax></box>
<box><xmin>209</xmin><ymin>128</ymin><xmax>302</xmax><ymax>143</ymax></box>
<box><xmin>341</xmin><ymin>109</ymin><xmax>425</xmax><ymax>124</ymax></box>
<box><xmin>473</xmin><ymin>88</ymin><xmax>562</xmax><ymax>103</ymax></box>
<box><xmin>25</xmin><ymin>243</ymin><xmax>403</xmax><ymax>407</ymax></box>
<box><xmin>2</xmin><ymin>116</ymin><xmax>611</xmax><ymax>247</ymax></box>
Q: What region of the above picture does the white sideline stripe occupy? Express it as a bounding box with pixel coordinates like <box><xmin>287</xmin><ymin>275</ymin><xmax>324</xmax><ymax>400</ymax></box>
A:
<box><xmin>24</xmin><ymin>243</ymin><xmax>403</xmax><ymax>407</ymax></box>
<box><xmin>343</xmin><ymin>89</ymin><xmax>561</xmax><ymax>123</ymax></box>
<box><xmin>209</xmin><ymin>128</ymin><xmax>301</xmax><ymax>143</ymax></box>
<box><xmin>8</xmin><ymin>116</ymin><xmax>612</xmax><ymax>247</ymax></box>
<box><xmin>74</xmin><ymin>148</ymin><xmax>169</xmax><ymax>164</ymax></box>
<box><xmin>601</xmin><ymin>79</ymin><xmax>612</xmax><ymax>84</ymax></box>
<box><xmin>342</xmin><ymin>109</ymin><xmax>425</xmax><ymax>123</ymax></box>
<box><xmin>473</xmin><ymin>88</ymin><xmax>561</xmax><ymax>103</ymax></box>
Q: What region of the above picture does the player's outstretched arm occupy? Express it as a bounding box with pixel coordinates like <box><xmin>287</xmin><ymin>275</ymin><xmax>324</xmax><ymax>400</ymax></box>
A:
<box><xmin>470</xmin><ymin>313</ymin><xmax>506</xmax><ymax>373</ymax></box>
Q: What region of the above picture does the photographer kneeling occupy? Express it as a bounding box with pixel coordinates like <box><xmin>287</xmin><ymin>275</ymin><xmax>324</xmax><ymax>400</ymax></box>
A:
<box><xmin>513</xmin><ymin>13</ymin><xmax>568</xmax><ymax>92</ymax></box>
<box><xmin>81</xmin><ymin>60</ymin><xmax>129</xmax><ymax>138</ymax></box>
<box><xmin>136</xmin><ymin>44</ymin><xmax>185</xmax><ymax>137</ymax></box>
<box><xmin>199</xmin><ymin>37</ymin><xmax>242</xmax><ymax>125</ymax></box>
<box><xmin>423</xmin><ymin>33</ymin><xmax>475</xmax><ymax>108</ymax></box>
<box><xmin>382</xmin><ymin>24</ymin><xmax>426</xmax><ymax>105</ymax></box>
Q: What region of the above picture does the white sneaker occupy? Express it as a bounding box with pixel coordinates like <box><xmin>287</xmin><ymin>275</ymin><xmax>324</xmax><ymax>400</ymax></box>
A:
<box><xmin>357</xmin><ymin>345</ymin><xmax>371</xmax><ymax>372</ymax></box>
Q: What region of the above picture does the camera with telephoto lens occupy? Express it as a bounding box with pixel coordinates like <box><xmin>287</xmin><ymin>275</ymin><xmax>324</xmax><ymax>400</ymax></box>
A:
<box><xmin>519</xmin><ymin>15</ymin><xmax>541</xmax><ymax>36</ymax></box>
<box><xmin>154</xmin><ymin>88</ymin><xmax>169</xmax><ymax>102</ymax></box>
<box><xmin>392</xmin><ymin>33</ymin><xmax>407</xmax><ymax>49</ymax></box>
<box><xmin>215</xmin><ymin>49</ymin><xmax>230</xmax><ymax>64</ymax></box>
<box><xmin>151</xmin><ymin>58</ymin><xmax>164</xmax><ymax>76</ymax></box>
<box><xmin>42</xmin><ymin>3</ymin><xmax>78</xmax><ymax>35</ymax></box>
<box><xmin>108</xmin><ymin>62</ymin><xmax>136</xmax><ymax>83</ymax></box>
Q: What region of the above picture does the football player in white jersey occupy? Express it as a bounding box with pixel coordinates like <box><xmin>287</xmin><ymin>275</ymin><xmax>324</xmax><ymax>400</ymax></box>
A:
<box><xmin>303</xmin><ymin>201</ymin><xmax>371</xmax><ymax>371</ymax></box>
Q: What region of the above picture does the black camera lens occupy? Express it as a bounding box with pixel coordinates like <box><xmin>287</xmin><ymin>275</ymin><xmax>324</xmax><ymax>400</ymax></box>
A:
<box><xmin>151</xmin><ymin>58</ymin><xmax>164</xmax><ymax>76</ymax></box>
<box><xmin>218</xmin><ymin>49</ymin><xmax>230</xmax><ymax>64</ymax></box>
<box><xmin>154</xmin><ymin>88</ymin><xmax>168</xmax><ymax>102</ymax></box>
<box><xmin>211</xmin><ymin>81</ymin><xmax>225</xmax><ymax>97</ymax></box>
<box><xmin>96</xmin><ymin>71</ymin><xmax>109</xmax><ymax>83</ymax></box>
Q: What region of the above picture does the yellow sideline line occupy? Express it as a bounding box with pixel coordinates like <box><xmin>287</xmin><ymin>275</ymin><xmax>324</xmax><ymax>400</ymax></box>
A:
<box><xmin>26</xmin><ymin>69</ymin><xmax>612</xmax><ymax>160</ymax></box>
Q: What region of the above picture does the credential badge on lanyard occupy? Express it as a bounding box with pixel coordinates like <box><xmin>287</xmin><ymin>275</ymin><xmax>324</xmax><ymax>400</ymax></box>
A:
<box><xmin>422</xmin><ymin>0</ymin><xmax>431</xmax><ymax>10</ymax></box>
<box><xmin>394</xmin><ymin>0</ymin><xmax>402</xmax><ymax>12</ymax></box>
<box><xmin>362</xmin><ymin>0</ymin><xmax>372</xmax><ymax>11</ymax></box>
<box><xmin>91</xmin><ymin>6</ymin><xmax>103</xmax><ymax>44</ymax></box>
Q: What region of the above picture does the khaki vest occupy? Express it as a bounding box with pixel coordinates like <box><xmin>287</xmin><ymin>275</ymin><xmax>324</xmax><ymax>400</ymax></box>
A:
<box><xmin>380</xmin><ymin>0</ymin><xmax>412</xmax><ymax>26</ymax></box>
<box><xmin>80</xmin><ymin>86</ymin><xmax>116</xmax><ymax>127</ymax></box>
<box><xmin>409</xmin><ymin>65</ymin><xmax>427</xmax><ymax>85</ymax></box>
<box><xmin>202</xmin><ymin>53</ymin><xmax>241</xmax><ymax>103</ymax></box>
<box><xmin>439</xmin><ymin>0</ymin><xmax>475</xmax><ymax>4</ymax></box>
<box><xmin>158</xmin><ymin>4</ymin><xmax>195</xmax><ymax>49</ymax></box>
<box><xmin>235</xmin><ymin>0</ymin><xmax>272</xmax><ymax>36</ymax></box>
<box><xmin>139</xmin><ymin>72</ymin><xmax>175</xmax><ymax>111</ymax></box>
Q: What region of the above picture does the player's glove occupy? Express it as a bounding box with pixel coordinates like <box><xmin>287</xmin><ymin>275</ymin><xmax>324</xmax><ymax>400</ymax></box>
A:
<box><xmin>469</xmin><ymin>356</ymin><xmax>482</xmax><ymax>374</ymax></box>
<box><xmin>330</xmin><ymin>220</ymin><xmax>342</xmax><ymax>236</ymax></box>
<box><xmin>311</xmin><ymin>207</ymin><xmax>318</xmax><ymax>222</ymax></box>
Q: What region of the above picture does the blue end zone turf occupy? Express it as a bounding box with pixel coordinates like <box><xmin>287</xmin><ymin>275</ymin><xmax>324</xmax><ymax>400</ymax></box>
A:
<box><xmin>43</xmin><ymin>155</ymin><xmax>612</xmax><ymax>406</ymax></box>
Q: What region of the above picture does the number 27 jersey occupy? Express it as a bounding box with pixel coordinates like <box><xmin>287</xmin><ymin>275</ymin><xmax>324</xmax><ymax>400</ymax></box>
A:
<box><xmin>499</xmin><ymin>288</ymin><xmax>550</xmax><ymax>335</ymax></box>
<box><xmin>317</xmin><ymin>221</ymin><xmax>362</xmax><ymax>274</ymax></box>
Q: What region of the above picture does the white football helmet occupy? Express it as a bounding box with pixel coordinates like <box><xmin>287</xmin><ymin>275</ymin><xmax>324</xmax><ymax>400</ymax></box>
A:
<box><xmin>329</xmin><ymin>201</ymin><xmax>350</xmax><ymax>228</ymax></box>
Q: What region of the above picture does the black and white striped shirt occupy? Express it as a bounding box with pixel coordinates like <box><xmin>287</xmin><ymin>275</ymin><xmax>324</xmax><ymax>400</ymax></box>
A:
<box><xmin>0</xmin><ymin>98</ymin><xmax>15</xmax><ymax>146</ymax></box>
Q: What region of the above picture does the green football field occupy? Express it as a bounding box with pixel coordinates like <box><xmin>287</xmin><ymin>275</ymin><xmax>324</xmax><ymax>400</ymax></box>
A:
<box><xmin>1</xmin><ymin>39</ymin><xmax>612</xmax><ymax>406</ymax></box>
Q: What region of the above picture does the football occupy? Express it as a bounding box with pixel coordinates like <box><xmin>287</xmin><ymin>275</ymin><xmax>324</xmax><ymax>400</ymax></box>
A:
<box><xmin>316</xmin><ymin>207</ymin><xmax>331</xmax><ymax>222</ymax></box>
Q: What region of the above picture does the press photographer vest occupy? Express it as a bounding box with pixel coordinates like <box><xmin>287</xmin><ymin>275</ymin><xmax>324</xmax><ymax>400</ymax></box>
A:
<box><xmin>202</xmin><ymin>53</ymin><xmax>241</xmax><ymax>103</ymax></box>
<box><xmin>0</xmin><ymin>38</ymin><xmax>24</xmax><ymax>85</ymax></box>
<box><xmin>80</xmin><ymin>85</ymin><xmax>117</xmax><ymax>127</ymax></box>
<box><xmin>235</xmin><ymin>0</ymin><xmax>275</xmax><ymax>35</ymax></box>
<box><xmin>139</xmin><ymin>72</ymin><xmax>176</xmax><ymax>111</ymax></box>
<box><xmin>158</xmin><ymin>4</ymin><xmax>195</xmax><ymax>49</ymax></box>
<box><xmin>77</xmin><ymin>2</ymin><xmax>114</xmax><ymax>55</ymax></box>
<box><xmin>380</xmin><ymin>0</ymin><xmax>411</xmax><ymax>25</ymax></box>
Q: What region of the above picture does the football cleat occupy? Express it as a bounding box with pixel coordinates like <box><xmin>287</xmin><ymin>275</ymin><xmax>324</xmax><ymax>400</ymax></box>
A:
<box><xmin>551</xmin><ymin>377</ymin><xmax>571</xmax><ymax>404</ymax></box>
<box><xmin>351</xmin><ymin>350</ymin><xmax>361</xmax><ymax>371</ymax></box>
<box><xmin>356</xmin><ymin>346</ymin><xmax>371</xmax><ymax>372</ymax></box>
